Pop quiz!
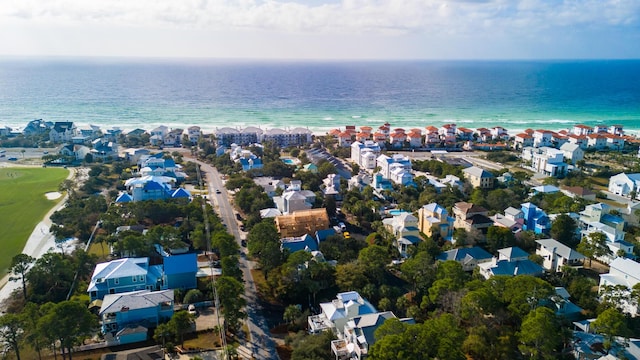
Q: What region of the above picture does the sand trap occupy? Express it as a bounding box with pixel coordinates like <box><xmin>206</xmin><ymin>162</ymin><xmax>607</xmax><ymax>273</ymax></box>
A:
<box><xmin>45</xmin><ymin>191</ymin><xmax>62</xmax><ymax>200</ymax></box>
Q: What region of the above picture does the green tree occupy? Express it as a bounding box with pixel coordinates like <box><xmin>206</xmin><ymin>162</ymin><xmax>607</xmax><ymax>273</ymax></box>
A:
<box><xmin>168</xmin><ymin>311</ymin><xmax>195</xmax><ymax>346</ymax></box>
<box><xmin>154</xmin><ymin>322</ymin><xmax>176</xmax><ymax>355</ymax></box>
<box><xmin>8</xmin><ymin>253</ymin><xmax>34</xmax><ymax>300</ymax></box>
<box><xmin>38</xmin><ymin>301</ymin><xmax>97</xmax><ymax>360</ymax></box>
<box><xmin>550</xmin><ymin>214</ymin><xmax>578</xmax><ymax>248</ymax></box>
<box><xmin>428</xmin><ymin>260</ymin><xmax>468</xmax><ymax>304</ymax></box>
<box><xmin>400</xmin><ymin>251</ymin><xmax>435</xmax><ymax>297</ymax></box>
<box><xmin>335</xmin><ymin>262</ymin><xmax>368</xmax><ymax>292</ymax></box>
<box><xmin>287</xmin><ymin>330</ymin><xmax>335</xmax><ymax>360</ymax></box>
<box><xmin>592</xmin><ymin>307</ymin><xmax>631</xmax><ymax>354</ymax></box>
<box><xmin>357</xmin><ymin>245</ymin><xmax>390</xmax><ymax>284</ymax></box>
<box><xmin>215</xmin><ymin>276</ymin><xmax>246</xmax><ymax>332</ymax></box>
<box><xmin>247</xmin><ymin>220</ymin><xmax>284</xmax><ymax>276</ymax></box>
<box><xmin>283</xmin><ymin>305</ymin><xmax>303</xmax><ymax>328</ymax></box>
<box><xmin>502</xmin><ymin>275</ymin><xmax>554</xmax><ymax>320</ymax></box>
<box><xmin>183</xmin><ymin>289</ymin><xmax>204</xmax><ymax>304</ymax></box>
<box><xmin>517</xmin><ymin>307</ymin><xmax>562</xmax><ymax>359</ymax></box>
<box><xmin>0</xmin><ymin>313</ymin><xmax>25</xmax><ymax>360</ymax></box>
<box><xmin>577</xmin><ymin>231</ymin><xmax>612</xmax><ymax>267</ymax></box>
<box><xmin>21</xmin><ymin>302</ymin><xmax>45</xmax><ymax>360</ymax></box>
<box><xmin>486</xmin><ymin>226</ymin><xmax>516</xmax><ymax>254</ymax></box>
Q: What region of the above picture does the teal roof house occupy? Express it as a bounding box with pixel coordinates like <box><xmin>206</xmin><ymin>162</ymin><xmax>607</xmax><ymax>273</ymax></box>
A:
<box><xmin>88</xmin><ymin>258</ymin><xmax>164</xmax><ymax>302</ymax></box>
<box><xmin>100</xmin><ymin>289</ymin><xmax>174</xmax><ymax>345</ymax></box>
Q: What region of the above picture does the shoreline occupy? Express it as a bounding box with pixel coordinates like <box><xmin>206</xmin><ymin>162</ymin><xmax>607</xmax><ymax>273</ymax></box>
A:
<box><xmin>3</xmin><ymin>120</ymin><xmax>640</xmax><ymax>139</ymax></box>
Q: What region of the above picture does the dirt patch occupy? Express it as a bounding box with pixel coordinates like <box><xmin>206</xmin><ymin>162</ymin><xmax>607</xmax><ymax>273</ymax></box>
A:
<box><xmin>276</xmin><ymin>344</ymin><xmax>292</xmax><ymax>360</ymax></box>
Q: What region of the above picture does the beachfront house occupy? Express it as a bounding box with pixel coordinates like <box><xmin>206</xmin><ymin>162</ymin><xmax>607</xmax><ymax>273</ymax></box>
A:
<box><xmin>532</xmin><ymin>130</ymin><xmax>553</xmax><ymax>148</ymax></box>
<box><xmin>187</xmin><ymin>126</ymin><xmax>201</xmax><ymax>144</ymax></box>
<box><xmin>22</xmin><ymin>119</ymin><xmax>51</xmax><ymax>135</ymax></box>
<box><xmin>513</xmin><ymin>133</ymin><xmax>534</xmax><ymax>150</ymax></box>
<box><xmin>49</xmin><ymin>121</ymin><xmax>77</xmax><ymax>143</ymax></box>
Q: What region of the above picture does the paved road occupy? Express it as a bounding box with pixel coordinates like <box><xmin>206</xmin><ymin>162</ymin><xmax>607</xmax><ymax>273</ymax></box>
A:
<box><xmin>194</xmin><ymin>158</ymin><xmax>279</xmax><ymax>360</ymax></box>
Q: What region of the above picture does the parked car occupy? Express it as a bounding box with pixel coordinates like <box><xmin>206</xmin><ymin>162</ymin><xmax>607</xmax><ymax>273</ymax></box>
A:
<box><xmin>188</xmin><ymin>304</ymin><xmax>197</xmax><ymax>316</ymax></box>
<box><xmin>215</xmin><ymin>189</ymin><xmax>221</xmax><ymax>194</ymax></box>
<box><xmin>339</xmin><ymin>222</ymin><xmax>347</xmax><ymax>231</ymax></box>
<box><xmin>7</xmin><ymin>157</ymin><xmax>17</xmax><ymax>161</ymax></box>
<box><xmin>241</xmin><ymin>239</ymin><xmax>247</xmax><ymax>247</ymax></box>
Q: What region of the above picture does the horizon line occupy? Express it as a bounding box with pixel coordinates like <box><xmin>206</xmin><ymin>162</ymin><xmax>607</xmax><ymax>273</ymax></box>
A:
<box><xmin>1</xmin><ymin>54</ymin><xmax>639</xmax><ymax>63</ymax></box>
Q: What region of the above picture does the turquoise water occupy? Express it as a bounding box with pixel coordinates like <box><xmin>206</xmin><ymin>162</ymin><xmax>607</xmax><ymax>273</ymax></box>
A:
<box><xmin>389</xmin><ymin>210</ymin><xmax>408</xmax><ymax>216</ymax></box>
<box><xmin>1</xmin><ymin>58</ymin><xmax>639</xmax><ymax>134</ymax></box>
<box><xmin>282</xmin><ymin>158</ymin><xmax>296</xmax><ymax>165</ymax></box>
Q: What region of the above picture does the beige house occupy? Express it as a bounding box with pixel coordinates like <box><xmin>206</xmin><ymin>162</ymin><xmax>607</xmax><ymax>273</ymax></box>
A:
<box><xmin>462</xmin><ymin>166</ymin><xmax>495</xmax><ymax>189</ymax></box>
<box><xmin>453</xmin><ymin>202</ymin><xmax>494</xmax><ymax>233</ymax></box>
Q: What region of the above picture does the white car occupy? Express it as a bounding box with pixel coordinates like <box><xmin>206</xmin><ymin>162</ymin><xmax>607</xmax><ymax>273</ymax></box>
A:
<box><xmin>188</xmin><ymin>304</ymin><xmax>197</xmax><ymax>316</ymax></box>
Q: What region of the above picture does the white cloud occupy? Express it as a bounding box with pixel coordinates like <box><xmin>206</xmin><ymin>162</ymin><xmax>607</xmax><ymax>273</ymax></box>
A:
<box><xmin>2</xmin><ymin>0</ymin><xmax>639</xmax><ymax>36</ymax></box>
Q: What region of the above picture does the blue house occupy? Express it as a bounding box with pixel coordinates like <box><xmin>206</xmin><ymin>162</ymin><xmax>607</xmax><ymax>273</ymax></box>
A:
<box><xmin>280</xmin><ymin>234</ymin><xmax>318</xmax><ymax>253</ymax></box>
<box><xmin>521</xmin><ymin>202</ymin><xmax>550</xmax><ymax>234</ymax></box>
<box><xmin>316</xmin><ymin>228</ymin><xmax>337</xmax><ymax>243</ymax></box>
<box><xmin>88</xmin><ymin>258</ymin><xmax>164</xmax><ymax>302</ymax></box>
<box><xmin>478</xmin><ymin>246</ymin><xmax>544</xmax><ymax>279</ymax></box>
<box><xmin>162</xmin><ymin>251</ymin><xmax>198</xmax><ymax>290</ymax></box>
<box><xmin>99</xmin><ymin>290</ymin><xmax>174</xmax><ymax>344</ymax></box>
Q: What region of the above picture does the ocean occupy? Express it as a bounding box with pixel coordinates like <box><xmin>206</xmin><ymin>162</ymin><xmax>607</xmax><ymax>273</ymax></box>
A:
<box><xmin>1</xmin><ymin>58</ymin><xmax>640</xmax><ymax>135</ymax></box>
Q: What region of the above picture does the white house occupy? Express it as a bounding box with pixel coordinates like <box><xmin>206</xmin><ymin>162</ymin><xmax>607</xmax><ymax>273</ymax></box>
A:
<box><xmin>308</xmin><ymin>291</ymin><xmax>377</xmax><ymax>335</ymax></box>
<box><xmin>351</xmin><ymin>141</ymin><xmax>381</xmax><ymax>170</ymax></box>
<box><xmin>559</xmin><ymin>143</ymin><xmax>584</xmax><ymax>165</ymax></box>
<box><xmin>533</xmin><ymin>129</ymin><xmax>553</xmax><ymax>148</ymax></box>
<box><xmin>522</xmin><ymin>146</ymin><xmax>568</xmax><ymax>177</ymax></box>
<box><xmin>599</xmin><ymin>258</ymin><xmax>640</xmax><ymax>315</ymax></box>
<box><xmin>608</xmin><ymin>173</ymin><xmax>640</xmax><ymax>199</ymax></box>
<box><xmin>49</xmin><ymin>122</ymin><xmax>77</xmax><ymax>143</ymax></box>
<box><xmin>535</xmin><ymin>238</ymin><xmax>586</xmax><ymax>272</ymax></box>
<box><xmin>187</xmin><ymin>126</ymin><xmax>201</xmax><ymax>144</ymax></box>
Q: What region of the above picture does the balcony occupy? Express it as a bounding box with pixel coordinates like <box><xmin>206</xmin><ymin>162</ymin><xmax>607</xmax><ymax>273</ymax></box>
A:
<box><xmin>307</xmin><ymin>314</ymin><xmax>333</xmax><ymax>334</ymax></box>
<box><xmin>331</xmin><ymin>339</ymin><xmax>350</xmax><ymax>360</ymax></box>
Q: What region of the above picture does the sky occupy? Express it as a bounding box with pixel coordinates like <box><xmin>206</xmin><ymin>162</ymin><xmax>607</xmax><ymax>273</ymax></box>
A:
<box><xmin>1</xmin><ymin>0</ymin><xmax>640</xmax><ymax>60</ymax></box>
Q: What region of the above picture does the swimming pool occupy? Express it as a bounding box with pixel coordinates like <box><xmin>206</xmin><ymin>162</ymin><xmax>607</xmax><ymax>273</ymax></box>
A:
<box><xmin>389</xmin><ymin>210</ymin><xmax>408</xmax><ymax>216</ymax></box>
<box><xmin>282</xmin><ymin>158</ymin><xmax>296</xmax><ymax>165</ymax></box>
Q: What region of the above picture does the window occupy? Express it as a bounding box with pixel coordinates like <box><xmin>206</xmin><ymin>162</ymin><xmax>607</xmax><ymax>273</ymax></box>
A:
<box><xmin>132</xmin><ymin>276</ymin><xmax>137</xmax><ymax>282</ymax></box>
<box><xmin>140</xmin><ymin>275</ymin><xmax>145</xmax><ymax>282</ymax></box>
<box><xmin>114</xmin><ymin>278</ymin><xmax>119</xmax><ymax>285</ymax></box>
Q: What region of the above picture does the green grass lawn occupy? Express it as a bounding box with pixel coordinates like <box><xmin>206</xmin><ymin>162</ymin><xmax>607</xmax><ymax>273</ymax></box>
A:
<box><xmin>0</xmin><ymin>167</ymin><xmax>69</xmax><ymax>273</ymax></box>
